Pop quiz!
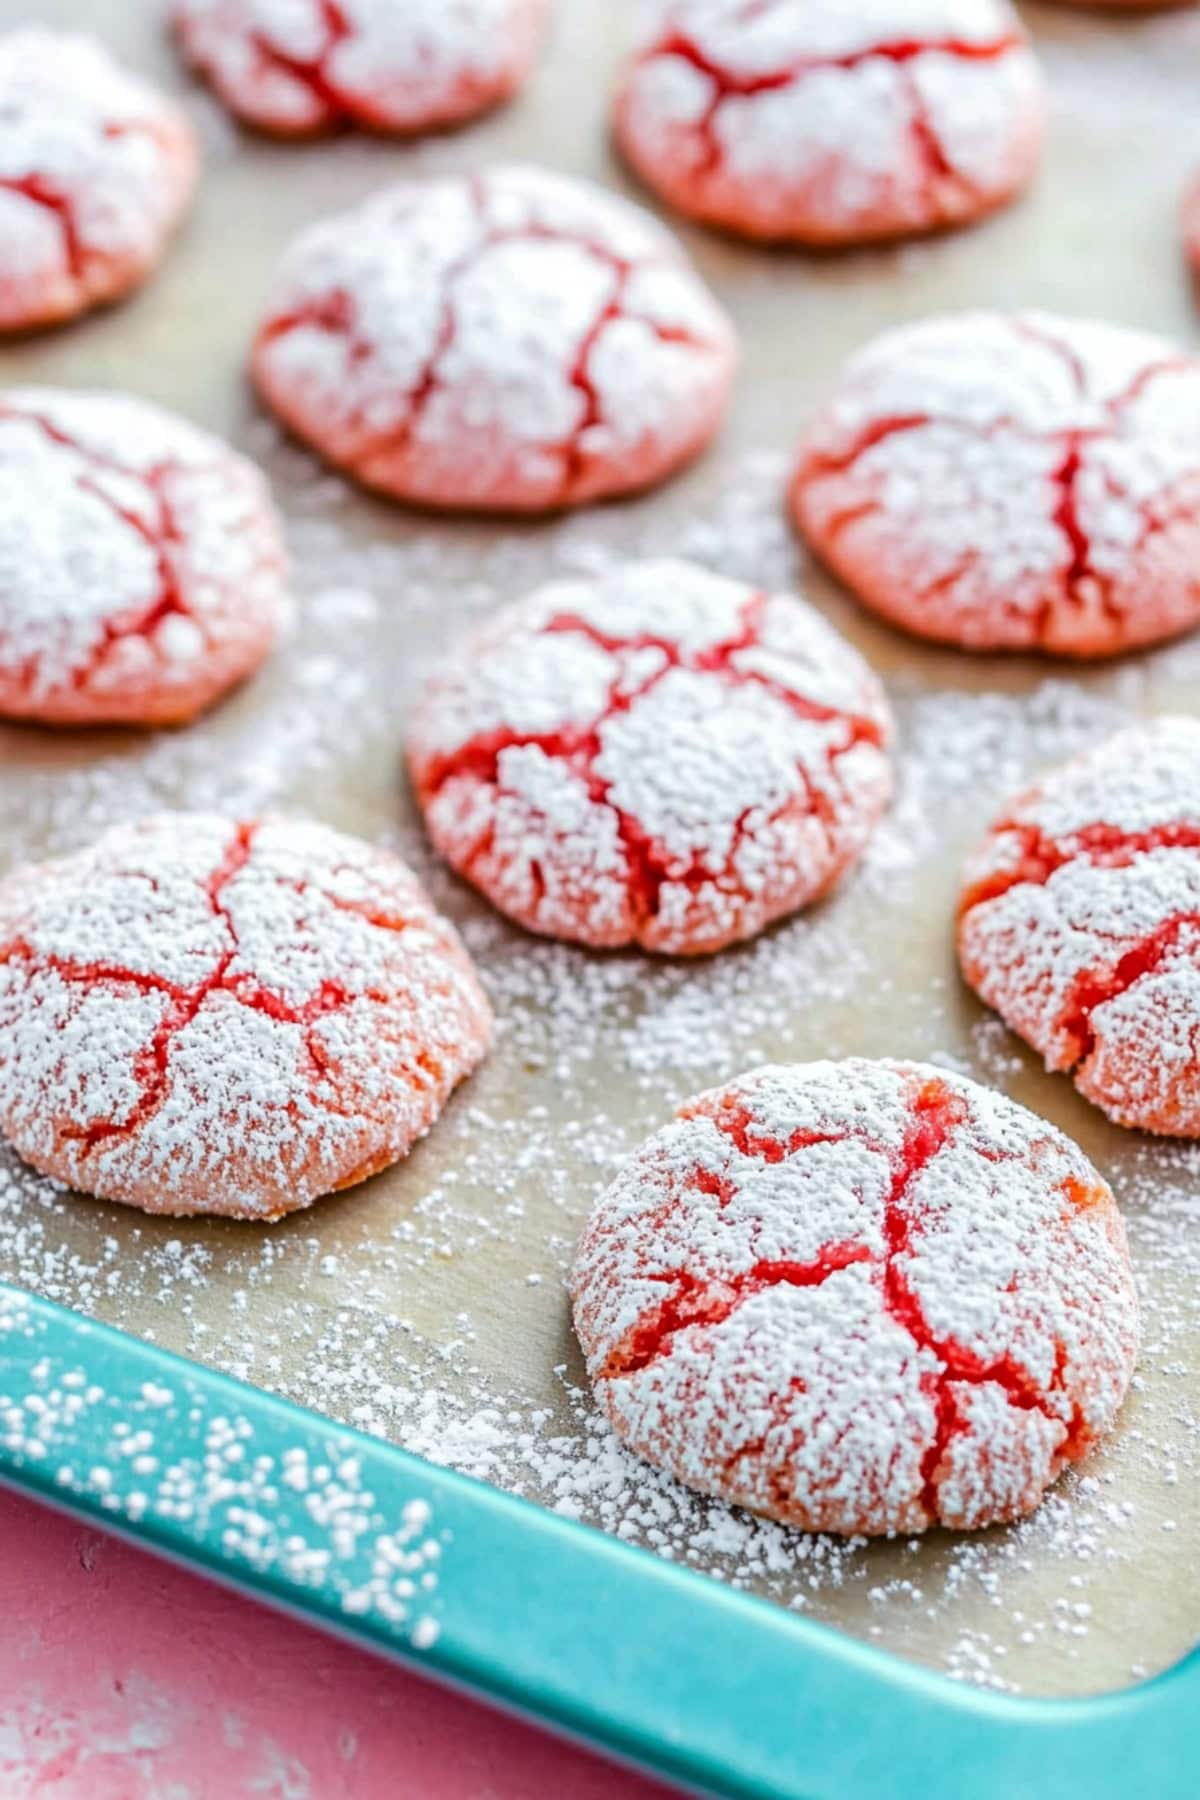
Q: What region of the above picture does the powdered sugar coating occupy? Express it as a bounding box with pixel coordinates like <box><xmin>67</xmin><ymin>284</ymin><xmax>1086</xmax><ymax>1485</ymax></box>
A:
<box><xmin>0</xmin><ymin>814</ymin><xmax>492</xmax><ymax>1219</ymax></box>
<box><xmin>0</xmin><ymin>30</ymin><xmax>198</xmax><ymax>332</ymax></box>
<box><xmin>959</xmin><ymin>717</ymin><xmax>1200</xmax><ymax>1136</ymax></box>
<box><xmin>613</xmin><ymin>0</ymin><xmax>1044</xmax><ymax>245</ymax></box>
<box><xmin>791</xmin><ymin>310</ymin><xmax>1200</xmax><ymax>658</ymax></box>
<box><xmin>571</xmin><ymin>1059</ymin><xmax>1137</xmax><ymax>1536</ymax></box>
<box><xmin>251</xmin><ymin>164</ymin><xmax>738</xmax><ymax>513</ymax></box>
<box><xmin>172</xmin><ymin>0</ymin><xmax>549</xmax><ymax>137</ymax></box>
<box><xmin>407</xmin><ymin>558</ymin><xmax>893</xmax><ymax>954</ymax></box>
<box><xmin>0</xmin><ymin>389</ymin><xmax>288</xmax><ymax>727</ymax></box>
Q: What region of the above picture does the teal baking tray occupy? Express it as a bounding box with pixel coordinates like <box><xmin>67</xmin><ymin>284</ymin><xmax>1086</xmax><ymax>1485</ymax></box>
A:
<box><xmin>0</xmin><ymin>1281</ymin><xmax>1196</xmax><ymax>1800</ymax></box>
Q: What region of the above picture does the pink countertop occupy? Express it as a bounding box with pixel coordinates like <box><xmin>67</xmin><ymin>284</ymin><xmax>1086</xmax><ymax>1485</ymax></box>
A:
<box><xmin>0</xmin><ymin>1488</ymin><xmax>679</xmax><ymax>1799</ymax></box>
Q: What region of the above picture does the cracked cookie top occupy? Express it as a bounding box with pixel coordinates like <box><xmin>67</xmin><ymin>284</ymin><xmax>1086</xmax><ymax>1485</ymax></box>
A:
<box><xmin>0</xmin><ymin>389</ymin><xmax>289</xmax><ymax>727</ymax></box>
<box><xmin>172</xmin><ymin>0</ymin><xmax>550</xmax><ymax>137</ymax></box>
<box><xmin>251</xmin><ymin>164</ymin><xmax>738</xmax><ymax>513</ymax></box>
<box><xmin>0</xmin><ymin>29</ymin><xmax>198</xmax><ymax>332</ymax></box>
<box><xmin>571</xmin><ymin>1059</ymin><xmax>1138</xmax><ymax>1535</ymax></box>
<box><xmin>406</xmin><ymin>558</ymin><xmax>893</xmax><ymax>955</ymax></box>
<box><xmin>791</xmin><ymin>310</ymin><xmax>1200</xmax><ymax>658</ymax></box>
<box><xmin>959</xmin><ymin>716</ymin><xmax>1200</xmax><ymax>1136</ymax></box>
<box><xmin>613</xmin><ymin>0</ymin><xmax>1044</xmax><ymax>245</ymax></box>
<box><xmin>0</xmin><ymin>814</ymin><xmax>493</xmax><ymax>1219</ymax></box>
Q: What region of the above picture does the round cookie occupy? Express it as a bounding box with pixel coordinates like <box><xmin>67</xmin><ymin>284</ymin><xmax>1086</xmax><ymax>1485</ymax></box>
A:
<box><xmin>0</xmin><ymin>814</ymin><xmax>492</xmax><ymax>1218</ymax></box>
<box><xmin>612</xmin><ymin>0</ymin><xmax>1045</xmax><ymax>246</ymax></box>
<box><xmin>172</xmin><ymin>0</ymin><xmax>549</xmax><ymax>137</ymax></box>
<box><xmin>791</xmin><ymin>310</ymin><xmax>1200</xmax><ymax>657</ymax></box>
<box><xmin>0</xmin><ymin>389</ymin><xmax>288</xmax><ymax>728</ymax></box>
<box><xmin>252</xmin><ymin>164</ymin><xmax>737</xmax><ymax>513</ymax></box>
<box><xmin>959</xmin><ymin>716</ymin><xmax>1200</xmax><ymax>1137</ymax></box>
<box><xmin>406</xmin><ymin>559</ymin><xmax>893</xmax><ymax>954</ymax></box>
<box><xmin>0</xmin><ymin>29</ymin><xmax>198</xmax><ymax>333</ymax></box>
<box><xmin>571</xmin><ymin>1059</ymin><xmax>1138</xmax><ymax>1535</ymax></box>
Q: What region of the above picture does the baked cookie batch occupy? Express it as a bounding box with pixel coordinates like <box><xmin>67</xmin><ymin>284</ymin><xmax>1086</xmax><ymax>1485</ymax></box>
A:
<box><xmin>2</xmin><ymin>0</ymin><xmax>1198</xmax><ymax>1539</ymax></box>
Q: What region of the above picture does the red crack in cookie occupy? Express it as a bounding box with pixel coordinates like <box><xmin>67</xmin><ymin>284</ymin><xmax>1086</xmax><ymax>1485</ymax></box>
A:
<box><xmin>251</xmin><ymin>164</ymin><xmax>738</xmax><ymax>513</ymax></box>
<box><xmin>791</xmin><ymin>310</ymin><xmax>1200</xmax><ymax>658</ymax></box>
<box><xmin>613</xmin><ymin>0</ymin><xmax>1044</xmax><ymax>246</ymax></box>
<box><xmin>406</xmin><ymin>559</ymin><xmax>893</xmax><ymax>955</ymax></box>
<box><xmin>172</xmin><ymin>0</ymin><xmax>549</xmax><ymax>137</ymax></box>
<box><xmin>0</xmin><ymin>814</ymin><xmax>493</xmax><ymax>1219</ymax></box>
<box><xmin>0</xmin><ymin>30</ymin><xmax>198</xmax><ymax>333</ymax></box>
<box><xmin>571</xmin><ymin>1060</ymin><xmax>1138</xmax><ymax>1535</ymax></box>
<box><xmin>959</xmin><ymin>717</ymin><xmax>1200</xmax><ymax>1137</ymax></box>
<box><xmin>0</xmin><ymin>389</ymin><xmax>289</xmax><ymax>728</ymax></box>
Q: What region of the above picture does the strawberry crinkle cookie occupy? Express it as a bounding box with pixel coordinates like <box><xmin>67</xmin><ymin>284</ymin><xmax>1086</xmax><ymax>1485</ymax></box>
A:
<box><xmin>791</xmin><ymin>310</ymin><xmax>1200</xmax><ymax>657</ymax></box>
<box><xmin>406</xmin><ymin>559</ymin><xmax>893</xmax><ymax>955</ymax></box>
<box><xmin>171</xmin><ymin>0</ymin><xmax>550</xmax><ymax>137</ymax></box>
<box><xmin>0</xmin><ymin>814</ymin><xmax>493</xmax><ymax>1219</ymax></box>
<box><xmin>0</xmin><ymin>30</ymin><xmax>198</xmax><ymax>333</ymax></box>
<box><xmin>571</xmin><ymin>1059</ymin><xmax>1138</xmax><ymax>1535</ymax></box>
<box><xmin>251</xmin><ymin>164</ymin><xmax>737</xmax><ymax>513</ymax></box>
<box><xmin>959</xmin><ymin>717</ymin><xmax>1200</xmax><ymax>1137</ymax></box>
<box><xmin>0</xmin><ymin>389</ymin><xmax>288</xmax><ymax>727</ymax></box>
<box><xmin>612</xmin><ymin>0</ymin><xmax>1045</xmax><ymax>245</ymax></box>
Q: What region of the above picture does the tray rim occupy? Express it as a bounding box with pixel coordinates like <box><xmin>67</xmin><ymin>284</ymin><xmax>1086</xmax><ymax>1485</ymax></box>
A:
<box><xmin>0</xmin><ymin>1279</ymin><xmax>1194</xmax><ymax>1800</ymax></box>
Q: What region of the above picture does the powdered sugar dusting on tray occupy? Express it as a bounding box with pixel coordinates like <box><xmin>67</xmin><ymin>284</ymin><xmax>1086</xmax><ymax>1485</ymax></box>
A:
<box><xmin>0</xmin><ymin>1290</ymin><xmax>446</xmax><ymax>1651</ymax></box>
<box><xmin>3</xmin><ymin>443</ymin><xmax>1200</xmax><ymax>1696</ymax></box>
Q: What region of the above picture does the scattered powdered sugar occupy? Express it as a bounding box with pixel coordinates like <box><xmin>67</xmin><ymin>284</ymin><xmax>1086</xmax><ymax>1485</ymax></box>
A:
<box><xmin>793</xmin><ymin>310</ymin><xmax>1200</xmax><ymax>657</ymax></box>
<box><xmin>0</xmin><ymin>1291</ymin><xmax>445</xmax><ymax>1652</ymax></box>
<box><xmin>171</xmin><ymin>0</ymin><xmax>549</xmax><ymax>137</ymax></box>
<box><xmin>4</xmin><ymin>441</ymin><xmax>1200</xmax><ymax>1696</ymax></box>
<box><xmin>0</xmin><ymin>527</ymin><xmax>382</xmax><ymax>859</ymax></box>
<box><xmin>251</xmin><ymin>163</ymin><xmax>737</xmax><ymax>512</ymax></box>
<box><xmin>407</xmin><ymin>558</ymin><xmax>893</xmax><ymax>954</ymax></box>
<box><xmin>0</xmin><ymin>29</ymin><xmax>197</xmax><ymax>329</ymax></box>
<box><xmin>614</xmin><ymin>0</ymin><xmax>1044</xmax><ymax>243</ymax></box>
